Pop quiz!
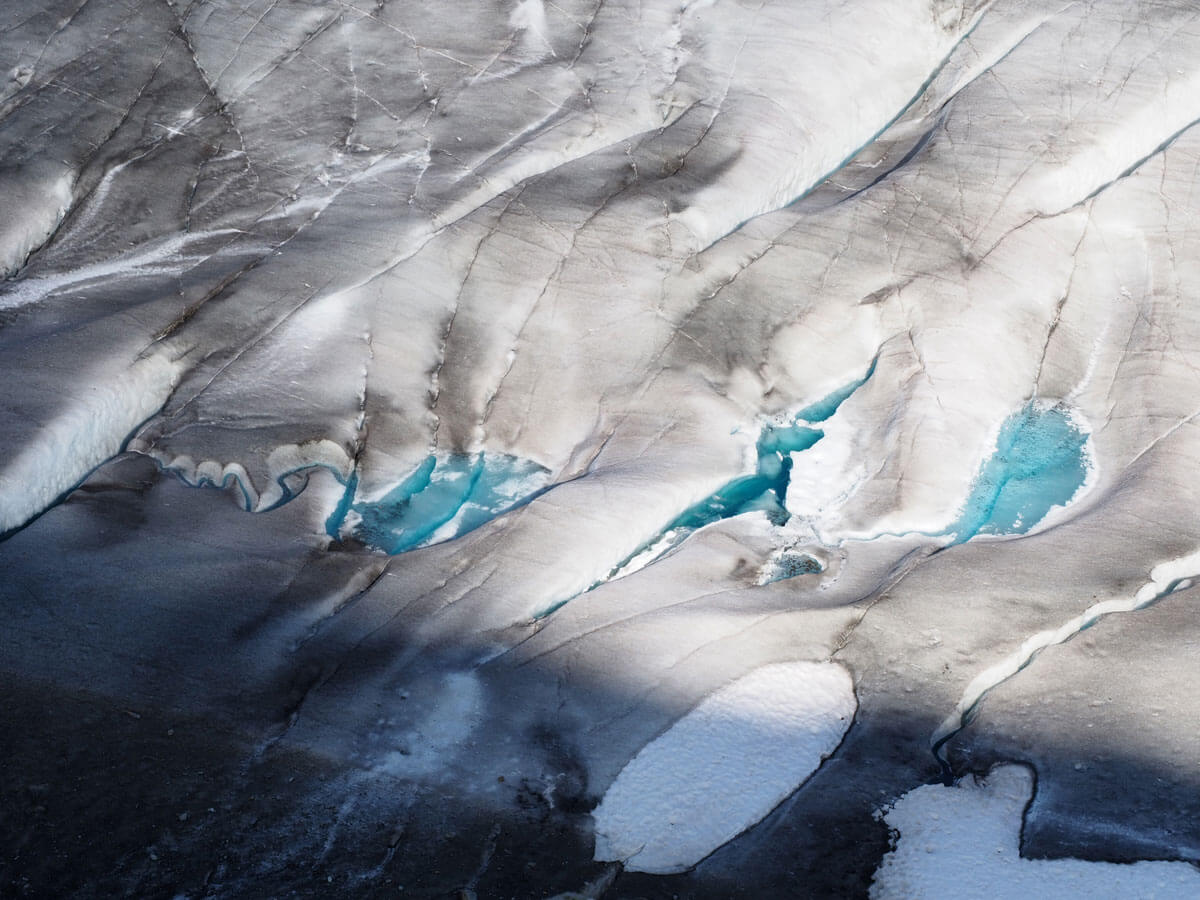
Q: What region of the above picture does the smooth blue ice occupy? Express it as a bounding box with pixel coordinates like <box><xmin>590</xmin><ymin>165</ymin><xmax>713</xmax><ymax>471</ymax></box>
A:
<box><xmin>328</xmin><ymin>453</ymin><xmax>550</xmax><ymax>553</ymax></box>
<box><xmin>948</xmin><ymin>403</ymin><xmax>1090</xmax><ymax>543</ymax></box>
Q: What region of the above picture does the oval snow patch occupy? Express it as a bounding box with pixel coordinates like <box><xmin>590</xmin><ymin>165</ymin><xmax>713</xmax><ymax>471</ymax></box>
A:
<box><xmin>592</xmin><ymin>660</ymin><xmax>856</xmax><ymax>874</ymax></box>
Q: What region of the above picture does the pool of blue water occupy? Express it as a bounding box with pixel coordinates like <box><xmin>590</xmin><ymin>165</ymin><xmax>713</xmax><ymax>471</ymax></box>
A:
<box><xmin>326</xmin><ymin>453</ymin><xmax>550</xmax><ymax>553</ymax></box>
<box><xmin>670</xmin><ymin>421</ymin><xmax>824</xmax><ymax>532</ymax></box>
<box><xmin>948</xmin><ymin>403</ymin><xmax>1090</xmax><ymax>542</ymax></box>
<box><xmin>583</xmin><ymin>361</ymin><xmax>878</xmax><ymax>593</ymax></box>
<box><xmin>327</xmin><ymin>362</ymin><xmax>882</xmax><ymax>563</ymax></box>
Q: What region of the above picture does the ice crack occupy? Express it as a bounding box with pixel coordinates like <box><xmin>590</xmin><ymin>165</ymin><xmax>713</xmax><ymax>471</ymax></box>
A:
<box><xmin>932</xmin><ymin>548</ymin><xmax>1200</xmax><ymax>768</ymax></box>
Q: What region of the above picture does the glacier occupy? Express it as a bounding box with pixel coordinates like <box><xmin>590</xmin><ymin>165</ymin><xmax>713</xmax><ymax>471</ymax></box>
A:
<box><xmin>3</xmin><ymin>0</ymin><xmax>1200</xmax><ymax>896</ymax></box>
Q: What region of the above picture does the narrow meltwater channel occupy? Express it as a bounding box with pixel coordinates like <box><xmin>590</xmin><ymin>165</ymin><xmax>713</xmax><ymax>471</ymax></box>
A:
<box><xmin>533</xmin><ymin>359</ymin><xmax>879</xmax><ymax>618</ymax></box>
<box><xmin>931</xmin><ymin>550</ymin><xmax>1200</xmax><ymax>775</ymax></box>
<box><xmin>589</xmin><ymin>420</ymin><xmax>824</xmax><ymax>585</ymax></box>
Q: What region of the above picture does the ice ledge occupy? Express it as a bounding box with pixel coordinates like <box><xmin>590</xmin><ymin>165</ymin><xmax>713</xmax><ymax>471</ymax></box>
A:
<box><xmin>152</xmin><ymin>440</ymin><xmax>353</xmax><ymax>514</ymax></box>
<box><xmin>0</xmin><ymin>352</ymin><xmax>183</xmax><ymax>535</ymax></box>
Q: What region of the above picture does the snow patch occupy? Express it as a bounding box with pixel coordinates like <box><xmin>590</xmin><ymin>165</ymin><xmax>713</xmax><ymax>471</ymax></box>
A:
<box><xmin>871</xmin><ymin>765</ymin><xmax>1200</xmax><ymax>899</ymax></box>
<box><xmin>592</xmin><ymin>661</ymin><xmax>855</xmax><ymax>874</ymax></box>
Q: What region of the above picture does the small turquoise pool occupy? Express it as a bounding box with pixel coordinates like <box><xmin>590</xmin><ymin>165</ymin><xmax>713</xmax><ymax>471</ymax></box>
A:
<box><xmin>326</xmin><ymin>453</ymin><xmax>550</xmax><ymax>553</ymax></box>
<box><xmin>948</xmin><ymin>402</ymin><xmax>1091</xmax><ymax>542</ymax></box>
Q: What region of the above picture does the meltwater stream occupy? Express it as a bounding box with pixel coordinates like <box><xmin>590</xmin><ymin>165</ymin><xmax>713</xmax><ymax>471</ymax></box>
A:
<box><xmin>321</xmin><ymin>374</ymin><xmax>848</xmax><ymax>566</ymax></box>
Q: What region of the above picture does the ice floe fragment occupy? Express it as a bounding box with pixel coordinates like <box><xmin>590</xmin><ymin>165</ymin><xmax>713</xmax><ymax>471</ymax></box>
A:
<box><xmin>762</xmin><ymin>550</ymin><xmax>825</xmax><ymax>584</ymax></box>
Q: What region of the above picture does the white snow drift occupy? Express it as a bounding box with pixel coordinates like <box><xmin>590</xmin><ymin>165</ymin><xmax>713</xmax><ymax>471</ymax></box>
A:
<box><xmin>592</xmin><ymin>661</ymin><xmax>856</xmax><ymax>874</ymax></box>
<box><xmin>871</xmin><ymin>765</ymin><xmax>1200</xmax><ymax>899</ymax></box>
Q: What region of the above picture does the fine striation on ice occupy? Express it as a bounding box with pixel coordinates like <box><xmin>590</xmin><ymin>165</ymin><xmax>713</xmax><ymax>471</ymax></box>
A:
<box><xmin>592</xmin><ymin>661</ymin><xmax>856</xmax><ymax>874</ymax></box>
<box><xmin>870</xmin><ymin>765</ymin><xmax>1200</xmax><ymax>899</ymax></box>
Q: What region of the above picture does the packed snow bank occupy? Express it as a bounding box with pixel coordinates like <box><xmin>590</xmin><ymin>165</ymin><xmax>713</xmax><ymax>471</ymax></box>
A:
<box><xmin>0</xmin><ymin>352</ymin><xmax>182</xmax><ymax>533</ymax></box>
<box><xmin>592</xmin><ymin>661</ymin><xmax>855</xmax><ymax>874</ymax></box>
<box><xmin>871</xmin><ymin>765</ymin><xmax>1200</xmax><ymax>899</ymax></box>
<box><xmin>0</xmin><ymin>167</ymin><xmax>73</xmax><ymax>277</ymax></box>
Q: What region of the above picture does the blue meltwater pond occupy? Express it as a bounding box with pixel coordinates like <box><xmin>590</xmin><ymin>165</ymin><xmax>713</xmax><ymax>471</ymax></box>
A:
<box><xmin>948</xmin><ymin>402</ymin><xmax>1091</xmax><ymax>542</ymax></box>
<box><xmin>326</xmin><ymin>453</ymin><xmax>550</xmax><ymax>553</ymax></box>
<box><xmin>669</xmin><ymin>357</ymin><xmax>879</xmax><ymax>535</ymax></box>
<box><xmin>328</xmin><ymin>361</ymin><xmax>883</xmax><ymax>561</ymax></box>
